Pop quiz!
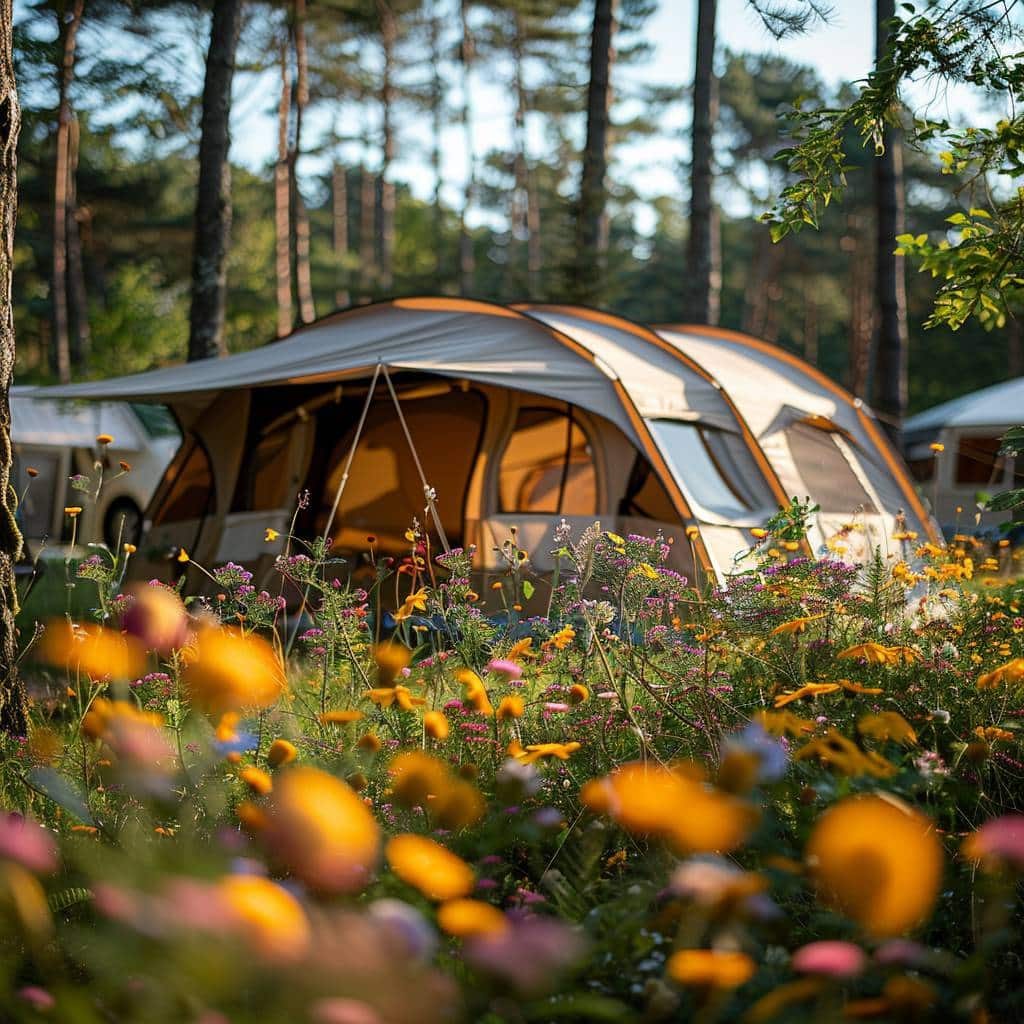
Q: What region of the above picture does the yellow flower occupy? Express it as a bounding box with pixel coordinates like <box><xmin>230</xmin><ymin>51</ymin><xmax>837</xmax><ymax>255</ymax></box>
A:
<box><xmin>261</xmin><ymin>767</ymin><xmax>380</xmax><ymax>894</ymax></box>
<box><xmin>750</xmin><ymin>528</ymin><xmax>768</xmax><ymax>539</ymax></box>
<box><xmin>318</xmin><ymin>709</ymin><xmax>365</xmax><ymax>725</ymax></box>
<box><xmin>240</xmin><ymin>765</ymin><xmax>273</xmax><ymax>795</ymax></box>
<box><xmin>393</xmin><ymin>586</ymin><xmax>429</xmax><ymax>623</ymax></box>
<box><xmin>183</xmin><ymin>627</ymin><xmax>286</xmax><ymax>714</ymax></box>
<box><xmin>635</xmin><ymin>562</ymin><xmax>660</xmax><ymax>580</ymax></box>
<box><xmin>123</xmin><ymin>543</ymin><xmax>137</xmax><ymax>555</ymax></box>
<box><xmin>433</xmin><ymin>778</ymin><xmax>486</xmax><ymax>830</ymax></box>
<box><xmin>266</xmin><ymin>739</ymin><xmax>297</xmax><ymax>768</ymax></box>
<box><xmin>838</xmin><ymin>679</ymin><xmax>883</xmax><ymax>695</ymax></box>
<box><xmin>40</xmin><ymin>621</ymin><xmax>146</xmax><ymax>681</ymax></box>
<box><xmin>974</xmin><ymin>725</ymin><xmax>1015</xmax><ymax>743</ymax></box>
<box><xmin>929</xmin><ymin>442</ymin><xmax>944</xmax><ymax>453</ymax></box>
<box><xmin>978</xmin><ymin>658</ymin><xmax>1024</xmax><ymax>689</ymax></box>
<box><xmin>568</xmin><ymin>684</ymin><xmax>589</xmax><ymax>705</ymax></box>
<box><xmin>754</xmin><ymin>709</ymin><xmax>816</xmax><ymax>738</ymax></box>
<box><xmin>545</xmin><ymin>625</ymin><xmax>576</xmax><ymax>651</ymax></box>
<box><xmin>806</xmin><ymin>794</ymin><xmax>942</xmax><ymax>936</ymax></box>
<box><xmin>96</xmin><ymin>433</ymin><xmax>114</xmax><ymax>446</ymax></box>
<box><xmin>437</xmin><ymin>899</ymin><xmax>508</xmax><ymax>938</ymax></box>
<box><xmin>424</xmin><ymin>710</ymin><xmax>450</xmax><ymax>741</ymax></box>
<box><xmin>63</xmin><ymin>506</ymin><xmax>83</xmax><ymax>517</ymax></box>
<box><xmin>218</xmin><ymin>875</ymin><xmax>309</xmax><ymax>961</ymax></box>
<box><xmin>457</xmin><ymin>668</ymin><xmax>494</xmax><ymax>715</ymax></box>
<box><xmin>582</xmin><ymin>762</ymin><xmax>756</xmax><ymax>855</ymax></box>
<box><xmin>837</xmin><ymin>643</ymin><xmax>919</xmax><ymax>666</ymax></box>
<box><xmin>666</xmin><ymin>949</ymin><xmax>756</xmax><ymax>990</ymax></box>
<box><xmin>857</xmin><ymin>711</ymin><xmax>918</xmax><ymax>745</ymax></box>
<box><xmin>773</xmin><ymin>682</ymin><xmax>840</xmax><ymax>708</ymax></box>
<box><xmin>366</xmin><ymin>685</ymin><xmax>425</xmax><ymax>711</ymax></box>
<box><xmin>386</xmin><ymin>834</ymin><xmax>475</xmax><ymax>900</ymax></box>
<box><xmin>516</xmin><ymin>741</ymin><xmax>581</xmax><ymax>764</ymax></box>
<box><xmin>685</xmin><ymin>525</ymin><xmax>700</xmax><ymax>541</ymax></box>
<box><xmin>794</xmin><ymin>729</ymin><xmax>897</xmax><ymax>778</ymax></box>
<box><xmin>496</xmin><ymin>695</ymin><xmax>524</xmax><ymax>720</ymax></box>
<box><xmin>507</xmin><ymin>638</ymin><xmax>536</xmax><ymax>661</ymax></box>
<box><xmin>264</xmin><ymin>528</ymin><xmax>280</xmax><ymax>542</ymax></box>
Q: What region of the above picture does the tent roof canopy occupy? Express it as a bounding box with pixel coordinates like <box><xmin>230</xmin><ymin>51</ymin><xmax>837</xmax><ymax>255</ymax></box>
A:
<box><xmin>903</xmin><ymin>376</ymin><xmax>1024</xmax><ymax>436</ymax></box>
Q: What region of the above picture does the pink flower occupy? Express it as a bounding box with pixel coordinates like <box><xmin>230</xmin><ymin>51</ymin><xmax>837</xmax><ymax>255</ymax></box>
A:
<box><xmin>874</xmin><ymin>939</ymin><xmax>928</xmax><ymax>967</ymax></box>
<box><xmin>791</xmin><ymin>940</ymin><xmax>866</xmax><ymax>978</ymax></box>
<box><xmin>0</xmin><ymin>813</ymin><xmax>58</xmax><ymax>874</ymax></box>
<box><xmin>543</xmin><ymin>702</ymin><xmax>570</xmax><ymax>713</ymax></box>
<box><xmin>18</xmin><ymin>987</ymin><xmax>55</xmax><ymax>1011</ymax></box>
<box><xmin>487</xmin><ymin>659</ymin><xmax>523</xmax><ymax>681</ymax></box>
<box><xmin>962</xmin><ymin>814</ymin><xmax>1024</xmax><ymax>870</ymax></box>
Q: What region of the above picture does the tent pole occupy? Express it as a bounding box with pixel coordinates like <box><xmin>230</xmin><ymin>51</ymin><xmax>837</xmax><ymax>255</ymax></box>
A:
<box><xmin>381</xmin><ymin>364</ymin><xmax>451</xmax><ymax>554</ymax></box>
<box><xmin>321</xmin><ymin>362</ymin><xmax>383</xmax><ymax>545</ymax></box>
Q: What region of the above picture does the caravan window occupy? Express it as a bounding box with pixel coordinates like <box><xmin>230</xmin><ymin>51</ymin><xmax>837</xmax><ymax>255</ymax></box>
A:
<box><xmin>784</xmin><ymin>420</ymin><xmax>876</xmax><ymax>513</ymax></box>
<box><xmin>648</xmin><ymin>420</ymin><xmax>771</xmax><ymax>521</ymax></box>
<box><xmin>153</xmin><ymin>439</ymin><xmax>214</xmax><ymax>525</ymax></box>
<box><xmin>499</xmin><ymin>407</ymin><xmax>597</xmax><ymax>515</ymax></box>
<box><xmin>955</xmin><ymin>436</ymin><xmax>1005</xmax><ymax>485</ymax></box>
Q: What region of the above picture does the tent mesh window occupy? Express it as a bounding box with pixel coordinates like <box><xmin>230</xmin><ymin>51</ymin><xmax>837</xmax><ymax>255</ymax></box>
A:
<box><xmin>783</xmin><ymin>421</ymin><xmax>877</xmax><ymax>514</ymax></box>
<box><xmin>955</xmin><ymin>436</ymin><xmax>1006</xmax><ymax>486</ymax></box>
<box><xmin>152</xmin><ymin>438</ymin><xmax>215</xmax><ymax>525</ymax></box>
<box><xmin>620</xmin><ymin>454</ymin><xmax>678</xmax><ymax>523</ymax></box>
<box><xmin>499</xmin><ymin>406</ymin><xmax>597</xmax><ymax>516</ymax></box>
<box><xmin>231</xmin><ymin>428</ymin><xmax>295</xmax><ymax>512</ymax></box>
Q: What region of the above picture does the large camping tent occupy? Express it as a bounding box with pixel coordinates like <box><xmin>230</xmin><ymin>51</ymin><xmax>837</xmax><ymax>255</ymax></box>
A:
<box><xmin>903</xmin><ymin>377</ymin><xmax>1024</xmax><ymax>535</ymax></box>
<box><xmin>31</xmin><ymin>298</ymin><xmax>935</xmax><ymax>588</ymax></box>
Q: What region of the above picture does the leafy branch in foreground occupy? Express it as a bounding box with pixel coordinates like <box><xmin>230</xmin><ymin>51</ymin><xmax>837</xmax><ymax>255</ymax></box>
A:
<box><xmin>761</xmin><ymin>1</ymin><xmax>1024</xmax><ymax>331</ymax></box>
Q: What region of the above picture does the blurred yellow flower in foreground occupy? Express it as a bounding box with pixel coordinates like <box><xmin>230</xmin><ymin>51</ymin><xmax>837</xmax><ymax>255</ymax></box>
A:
<box><xmin>666</xmin><ymin>949</ymin><xmax>756</xmax><ymax>989</ymax></box>
<box><xmin>496</xmin><ymin>695</ymin><xmax>524</xmax><ymax>720</ymax></box>
<box><xmin>40</xmin><ymin>621</ymin><xmax>146</xmax><ymax>681</ymax></box>
<box><xmin>260</xmin><ymin>767</ymin><xmax>380</xmax><ymax>895</ymax></box>
<box><xmin>806</xmin><ymin>794</ymin><xmax>941</xmax><ymax>936</ymax></box>
<box><xmin>182</xmin><ymin>628</ymin><xmax>285</xmax><ymax>714</ymax></box>
<box><xmin>773</xmin><ymin>682</ymin><xmax>840</xmax><ymax>708</ymax></box>
<box><xmin>423</xmin><ymin>710</ymin><xmax>449</xmax><ymax>740</ymax></box>
<box><xmin>857</xmin><ymin>711</ymin><xmax>918</xmax><ymax>745</ymax></box>
<box><xmin>386</xmin><ymin>834</ymin><xmax>475</xmax><ymax>900</ymax></box>
<box><xmin>581</xmin><ymin>762</ymin><xmax>757</xmax><ymax>855</ymax></box>
<box><xmin>457</xmin><ymin>668</ymin><xmax>494</xmax><ymax>715</ymax></box>
<box><xmin>516</xmin><ymin>742</ymin><xmax>581</xmax><ymax>765</ymax></box>
<box><xmin>373</xmin><ymin>641</ymin><xmax>411</xmax><ymax>686</ymax></box>
<box><xmin>977</xmin><ymin>657</ymin><xmax>1024</xmax><ymax>689</ymax></box>
<box><xmin>389</xmin><ymin>751</ymin><xmax>449</xmax><ymax>807</ymax></box>
<box><xmin>218</xmin><ymin>874</ymin><xmax>309</xmax><ymax>962</ymax></box>
<box><xmin>266</xmin><ymin>738</ymin><xmax>297</xmax><ymax>767</ymax></box>
<box><xmin>437</xmin><ymin>898</ymin><xmax>507</xmax><ymax>938</ymax></box>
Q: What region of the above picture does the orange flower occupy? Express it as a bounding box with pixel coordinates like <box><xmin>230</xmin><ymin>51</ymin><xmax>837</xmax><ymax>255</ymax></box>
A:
<box><xmin>240</xmin><ymin>766</ymin><xmax>273</xmax><ymax>795</ymax></box>
<box><xmin>838</xmin><ymin>679</ymin><xmax>883</xmax><ymax>695</ymax></box>
<box><xmin>39</xmin><ymin>621</ymin><xmax>145</xmax><ymax>681</ymax></box>
<box><xmin>266</xmin><ymin>739</ymin><xmax>297</xmax><ymax>767</ymax></box>
<box><xmin>568</xmin><ymin>684</ymin><xmax>589</xmax><ymax>705</ymax></box>
<box><xmin>218</xmin><ymin>875</ymin><xmax>309</xmax><ymax>961</ymax></box>
<box><xmin>667</xmin><ymin>949</ymin><xmax>756</xmax><ymax>989</ymax></box>
<box><xmin>978</xmin><ymin>658</ymin><xmax>1024</xmax><ymax>689</ymax></box>
<box><xmin>807</xmin><ymin>795</ymin><xmax>942</xmax><ymax>936</ymax></box>
<box><xmin>366</xmin><ymin>685</ymin><xmax>425</xmax><ymax>711</ymax></box>
<box><xmin>386</xmin><ymin>834</ymin><xmax>475</xmax><ymax>900</ymax></box>
<box><xmin>857</xmin><ymin>711</ymin><xmax>918</xmax><ymax>745</ymax></box>
<box><xmin>457</xmin><ymin>668</ymin><xmax>493</xmax><ymax>715</ymax></box>
<box><xmin>437</xmin><ymin>899</ymin><xmax>507</xmax><ymax>938</ymax></box>
<box><xmin>424</xmin><ymin>710</ymin><xmax>449</xmax><ymax>740</ymax></box>
<box><xmin>432</xmin><ymin>778</ymin><xmax>486</xmax><ymax>830</ymax></box>
<box><xmin>771</xmin><ymin>614</ymin><xmax>824</xmax><ymax>636</ymax></box>
<box><xmin>795</xmin><ymin>729</ymin><xmax>897</xmax><ymax>778</ymax></box>
<box><xmin>496</xmin><ymin>695</ymin><xmax>524</xmax><ymax>720</ymax></box>
<box><xmin>373</xmin><ymin>642</ymin><xmax>411</xmax><ymax>686</ymax></box>
<box><xmin>389</xmin><ymin>751</ymin><xmax>449</xmax><ymax>806</ymax></box>
<box><xmin>506</xmin><ymin>637</ymin><xmax>536</xmax><ymax>661</ymax></box>
<box><xmin>183</xmin><ymin>627</ymin><xmax>285</xmax><ymax>714</ymax></box>
<box><xmin>260</xmin><ymin>767</ymin><xmax>380</xmax><ymax>894</ymax></box>
<box><xmin>318</xmin><ymin>709</ymin><xmax>364</xmax><ymax>725</ymax></box>
<box><xmin>773</xmin><ymin>682</ymin><xmax>840</xmax><ymax>708</ymax></box>
<box><xmin>515</xmin><ymin>741</ymin><xmax>581</xmax><ymax>764</ymax></box>
<box><xmin>754</xmin><ymin>709</ymin><xmax>816</xmax><ymax>738</ymax></box>
<box><xmin>358</xmin><ymin>732</ymin><xmax>383</xmax><ymax>753</ymax></box>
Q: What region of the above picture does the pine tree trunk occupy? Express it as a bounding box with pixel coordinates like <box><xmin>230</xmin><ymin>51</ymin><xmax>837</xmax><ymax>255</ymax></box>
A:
<box><xmin>290</xmin><ymin>0</ymin><xmax>315</xmax><ymax>324</ymax></box>
<box><xmin>573</xmin><ymin>0</ymin><xmax>616</xmax><ymax>303</ymax></box>
<box><xmin>188</xmin><ymin>0</ymin><xmax>241</xmax><ymax>361</ymax></box>
<box><xmin>0</xmin><ymin>0</ymin><xmax>28</xmax><ymax>735</ymax></box>
<box><xmin>682</xmin><ymin>0</ymin><xmax>719</xmax><ymax>325</ymax></box>
<box><xmin>872</xmin><ymin>0</ymin><xmax>909</xmax><ymax>437</ymax></box>
<box><xmin>376</xmin><ymin>0</ymin><xmax>396</xmax><ymax>293</ymax></box>
<box><xmin>51</xmin><ymin>0</ymin><xmax>83</xmax><ymax>383</ymax></box>
<box><xmin>803</xmin><ymin>279</ymin><xmax>819</xmax><ymax>366</ymax></box>
<box><xmin>275</xmin><ymin>40</ymin><xmax>293</xmax><ymax>338</ymax></box>
<box><xmin>458</xmin><ymin>0</ymin><xmax>475</xmax><ymax>295</ymax></box>
<box><xmin>332</xmin><ymin>161</ymin><xmax>350</xmax><ymax>308</ymax></box>
<box><xmin>66</xmin><ymin>116</ymin><xmax>90</xmax><ymax>374</ymax></box>
<box><xmin>427</xmin><ymin>6</ymin><xmax>444</xmax><ymax>280</ymax></box>
<box><xmin>508</xmin><ymin>17</ymin><xmax>528</xmax><ymax>298</ymax></box>
<box><xmin>359</xmin><ymin>159</ymin><xmax>375</xmax><ymax>300</ymax></box>
<box><xmin>848</xmin><ymin>214</ymin><xmax>873</xmax><ymax>397</ymax></box>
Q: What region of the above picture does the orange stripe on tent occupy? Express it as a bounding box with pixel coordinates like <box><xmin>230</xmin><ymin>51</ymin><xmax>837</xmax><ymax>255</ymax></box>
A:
<box><xmin>656</xmin><ymin>322</ymin><xmax>942</xmax><ymax>546</ymax></box>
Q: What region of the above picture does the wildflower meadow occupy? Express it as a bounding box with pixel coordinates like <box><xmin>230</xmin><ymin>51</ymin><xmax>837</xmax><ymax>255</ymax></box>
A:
<box><xmin>2</xmin><ymin>463</ymin><xmax>1024</xmax><ymax>1024</ymax></box>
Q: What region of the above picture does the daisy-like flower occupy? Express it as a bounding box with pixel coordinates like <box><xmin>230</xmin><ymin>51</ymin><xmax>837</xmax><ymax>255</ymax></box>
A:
<box><xmin>770</xmin><ymin>614</ymin><xmax>826</xmax><ymax>637</ymax></box>
<box><xmin>773</xmin><ymin>682</ymin><xmax>840</xmax><ymax>708</ymax></box>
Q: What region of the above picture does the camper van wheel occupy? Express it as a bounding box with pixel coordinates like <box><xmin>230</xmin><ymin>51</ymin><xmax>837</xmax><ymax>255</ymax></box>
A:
<box><xmin>104</xmin><ymin>498</ymin><xmax>143</xmax><ymax>549</ymax></box>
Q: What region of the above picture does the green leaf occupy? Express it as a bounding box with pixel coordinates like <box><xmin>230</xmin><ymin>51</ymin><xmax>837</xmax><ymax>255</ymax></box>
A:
<box><xmin>985</xmin><ymin>487</ymin><xmax>1024</xmax><ymax>513</ymax></box>
<box><xmin>998</xmin><ymin>425</ymin><xmax>1024</xmax><ymax>456</ymax></box>
<box><xmin>522</xmin><ymin>580</ymin><xmax>535</xmax><ymax>601</ymax></box>
<box><xmin>27</xmin><ymin>767</ymin><xmax>95</xmax><ymax>825</ymax></box>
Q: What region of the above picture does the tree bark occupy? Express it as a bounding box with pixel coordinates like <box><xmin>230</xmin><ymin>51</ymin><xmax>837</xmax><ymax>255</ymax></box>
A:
<box><xmin>274</xmin><ymin>39</ymin><xmax>292</xmax><ymax>337</ymax></box>
<box><xmin>847</xmin><ymin>214</ymin><xmax>873</xmax><ymax>397</ymax></box>
<box><xmin>573</xmin><ymin>0</ymin><xmax>616</xmax><ymax>303</ymax></box>
<box><xmin>187</xmin><ymin>0</ymin><xmax>242</xmax><ymax>362</ymax></box>
<box><xmin>290</xmin><ymin>0</ymin><xmax>315</xmax><ymax>325</ymax></box>
<box><xmin>376</xmin><ymin>0</ymin><xmax>396</xmax><ymax>292</ymax></box>
<box><xmin>51</xmin><ymin>0</ymin><xmax>83</xmax><ymax>383</ymax></box>
<box><xmin>458</xmin><ymin>0</ymin><xmax>475</xmax><ymax>295</ymax></box>
<box><xmin>509</xmin><ymin>14</ymin><xmax>540</xmax><ymax>299</ymax></box>
<box><xmin>1008</xmin><ymin>313</ymin><xmax>1023</xmax><ymax>378</ymax></box>
<box><xmin>332</xmin><ymin>161</ymin><xmax>350</xmax><ymax>308</ymax></box>
<box><xmin>0</xmin><ymin>0</ymin><xmax>28</xmax><ymax>735</ymax></box>
<box><xmin>66</xmin><ymin>115</ymin><xmax>90</xmax><ymax>373</ymax></box>
<box><xmin>359</xmin><ymin>157</ymin><xmax>375</xmax><ymax>300</ymax></box>
<box><xmin>682</xmin><ymin>0</ymin><xmax>719</xmax><ymax>325</ymax></box>
<box><xmin>428</xmin><ymin>4</ymin><xmax>444</xmax><ymax>280</ymax></box>
<box><xmin>872</xmin><ymin>0</ymin><xmax>909</xmax><ymax>437</ymax></box>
